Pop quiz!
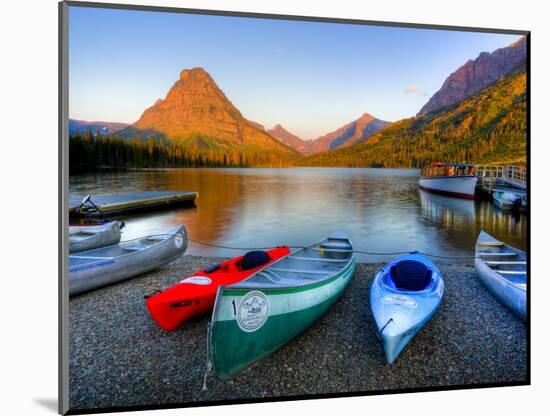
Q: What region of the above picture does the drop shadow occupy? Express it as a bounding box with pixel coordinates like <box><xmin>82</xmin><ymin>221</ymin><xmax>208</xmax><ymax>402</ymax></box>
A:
<box><xmin>34</xmin><ymin>398</ymin><xmax>58</xmax><ymax>413</ymax></box>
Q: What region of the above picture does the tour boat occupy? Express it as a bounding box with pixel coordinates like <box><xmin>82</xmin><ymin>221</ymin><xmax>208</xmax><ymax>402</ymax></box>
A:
<box><xmin>418</xmin><ymin>162</ymin><xmax>477</xmax><ymax>199</ymax></box>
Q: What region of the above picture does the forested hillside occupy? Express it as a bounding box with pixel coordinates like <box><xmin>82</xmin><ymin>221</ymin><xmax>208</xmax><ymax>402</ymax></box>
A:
<box><xmin>295</xmin><ymin>66</ymin><xmax>526</xmax><ymax>168</ymax></box>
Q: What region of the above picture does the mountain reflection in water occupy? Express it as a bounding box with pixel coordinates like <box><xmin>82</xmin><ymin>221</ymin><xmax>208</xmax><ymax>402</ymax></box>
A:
<box><xmin>70</xmin><ymin>168</ymin><xmax>527</xmax><ymax>262</ymax></box>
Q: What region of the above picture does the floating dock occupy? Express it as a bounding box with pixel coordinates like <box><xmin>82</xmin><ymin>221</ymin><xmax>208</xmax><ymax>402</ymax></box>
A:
<box><xmin>69</xmin><ymin>191</ymin><xmax>198</xmax><ymax>217</ymax></box>
<box><xmin>475</xmin><ymin>165</ymin><xmax>527</xmax><ymax>196</ymax></box>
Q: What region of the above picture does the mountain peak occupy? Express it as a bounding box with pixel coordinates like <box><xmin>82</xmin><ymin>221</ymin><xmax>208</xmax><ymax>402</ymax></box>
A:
<box><xmin>118</xmin><ymin>68</ymin><xmax>299</xmax><ymax>164</ymax></box>
<box><xmin>180</xmin><ymin>67</ymin><xmax>210</xmax><ymax>80</ymax></box>
<box><xmin>271</xmin><ymin>124</ymin><xmax>288</xmax><ymax>133</ymax></box>
<box><xmin>509</xmin><ymin>35</ymin><xmax>527</xmax><ymax>48</ymax></box>
<box><xmin>419</xmin><ymin>36</ymin><xmax>526</xmax><ymax>114</ymax></box>
<box><xmin>267</xmin><ymin>124</ymin><xmax>308</xmax><ymax>154</ymax></box>
<box><xmin>358</xmin><ymin>112</ymin><xmax>375</xmax><ymax>121</ymax></box>
<box><xmin>307</xmin><ymin>113</ymin><xmax>390</xmax><ymax>154</ymax></box>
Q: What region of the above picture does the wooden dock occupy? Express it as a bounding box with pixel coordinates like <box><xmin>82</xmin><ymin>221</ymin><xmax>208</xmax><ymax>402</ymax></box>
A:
<box><xmin>69</xmin><ymin>191</ymin><xmax>198</xmax><ymax>217</ymax></box>
<box><xmin>475</xmin><ymin>165</ymin><xmax>527</xmax><ymax>196</ymax></box>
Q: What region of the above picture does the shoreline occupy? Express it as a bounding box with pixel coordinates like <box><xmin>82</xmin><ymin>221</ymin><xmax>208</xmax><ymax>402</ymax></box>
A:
<box><xmin>69</xmin><ymin>254</ymin><xmax>527</xmax><ymax>411</ymax></box>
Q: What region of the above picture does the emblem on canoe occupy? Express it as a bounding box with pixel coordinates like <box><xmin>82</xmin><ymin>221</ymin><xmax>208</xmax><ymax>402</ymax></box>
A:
<box><xmin>237</xmin><ymin>291</ymin><xmax>269</xmax><ymax>332</ymax></box>
<box><xmin>381</xmin><ymin>295</ymin><xmax>418</xmax><ymax>308</ymax></box>
<box><xmin>174</xmin><ymin>233</ymin><xmax>184</xmax><ymax>249</ymax></box>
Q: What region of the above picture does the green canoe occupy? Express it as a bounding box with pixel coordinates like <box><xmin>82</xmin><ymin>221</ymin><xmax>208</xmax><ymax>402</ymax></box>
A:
<box><xmin>208</xmin><ymin>230</ymin><xmax>356</xmax><ymax>379</ymax></box>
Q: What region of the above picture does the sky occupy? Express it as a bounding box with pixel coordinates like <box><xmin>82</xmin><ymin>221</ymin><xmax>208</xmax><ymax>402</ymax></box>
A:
<box><xmin>69</xmin><ymin>6</ymin><xmax>522</xmax><ymax>140</ymax></box>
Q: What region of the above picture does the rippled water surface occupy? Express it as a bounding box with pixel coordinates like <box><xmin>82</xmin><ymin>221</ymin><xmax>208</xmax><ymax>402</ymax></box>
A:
<box><xmin>70</xmin><ymin>168</ymin><xmax>527</xmax><ymax>262</ymax></box>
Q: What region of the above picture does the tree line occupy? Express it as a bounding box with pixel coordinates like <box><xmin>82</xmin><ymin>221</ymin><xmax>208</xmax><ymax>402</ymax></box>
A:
<box><xmin>69</xmin><ymin>131</ymin><xmax>291</xmax><ymax>172</ymax></box>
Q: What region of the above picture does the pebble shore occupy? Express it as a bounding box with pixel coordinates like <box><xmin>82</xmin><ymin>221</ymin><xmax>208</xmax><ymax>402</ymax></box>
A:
<box><xmin>69</xmin><ymin>255</ymin><xmax>527</xmax><ymax>411</ymax></box>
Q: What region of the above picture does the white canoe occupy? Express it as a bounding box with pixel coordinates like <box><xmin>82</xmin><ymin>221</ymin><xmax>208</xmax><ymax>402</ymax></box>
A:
<box><xmin>69</xmin><ymin>225</ymin><xmax>187</xmax><ymax>296</ymax></box>
<box><xmin>475</xmin><ymin>231</ymin><xmax>526</xmax><ymax>321</ymax></box>
<box><xmin>69</xmin><ymin>221</ymin><xmax>123</xmax><ymax>253</ymax></box>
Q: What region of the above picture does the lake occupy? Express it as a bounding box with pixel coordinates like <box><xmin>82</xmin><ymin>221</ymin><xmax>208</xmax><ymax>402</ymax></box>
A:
<box><xmin>69</xmin><ymin>168</ymin><xmax>527</xmax><ymax>262</ymax></box>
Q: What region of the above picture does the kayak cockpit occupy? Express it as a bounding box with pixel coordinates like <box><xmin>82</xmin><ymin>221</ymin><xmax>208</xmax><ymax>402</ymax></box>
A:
<box><xmin>380</xmin><ymin>256</ymin><xmax>439</xmax><ymax>293</ymax></box>
<box><xmin>388</xmin><ymin>260</ymin><xmax>433</xmax><ymax>291</ymax></box>
<box><xmin>202</xmin><ymin>250</ymin><xmax>274</xmax><ymax>275</ymax></box>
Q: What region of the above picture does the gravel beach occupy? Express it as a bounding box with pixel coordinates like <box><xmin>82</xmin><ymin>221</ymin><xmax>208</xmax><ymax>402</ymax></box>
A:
<box><xmin>69</xmin><ymin>255</ymin><xmax>527</xmax><ymax>411</ymax></box>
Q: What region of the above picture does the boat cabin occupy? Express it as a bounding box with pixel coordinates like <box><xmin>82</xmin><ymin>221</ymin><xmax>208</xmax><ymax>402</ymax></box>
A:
<box><xmin>421</xmin><ymin>162</ymin><xmax>475</xmax><ymax>178</ymax></box>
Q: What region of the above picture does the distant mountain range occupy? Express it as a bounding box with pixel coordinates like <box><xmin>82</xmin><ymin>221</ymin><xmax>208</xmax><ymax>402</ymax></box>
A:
<box><xmin>69</xmin><ymin>119</ymin><xmax>129</xmax><ymax>135</ymax></box>
<box><xmin>71</xmin><ymin>67</ymin><xmax>388</xmax><ymax>158</ymax></box>
<box><xmin>296</xmin><ymin>64</ymin><xmax>526</xmax><ymax>168</ymax></box>
<box><xmin>306</xmin><ymin>113</ymin><xmax>390</xmax><ymax>154</ymax></box>
<box><xmin>418</xmin><ymin>36</ymin><xmax>526</xmax><ymax>114</ymax></box>
<box><xmin>267</xmin><ymin>114</ymin><xmax>389</xmax><ymax>155</ymax></box>
<box><xmin>70</xmin><ymin>36</ymin><xmax>527</xmax><ymax>168</ymax></box>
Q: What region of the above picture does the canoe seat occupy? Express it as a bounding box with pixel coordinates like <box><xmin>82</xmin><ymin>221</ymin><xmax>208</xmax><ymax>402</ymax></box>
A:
<box><xmin>320</xmin><ymin>240</ymin><xmax>352</xmax><ymax>251</ymax></box>
<box><xmin>122</xmin><ymin>243</ymin><xmax>148</xmax><ymax>252</ymax></box>
<box><xmin>391</xmin><ymin>260</ymin><xmax>431</xmax><ymax>291</ymax></box>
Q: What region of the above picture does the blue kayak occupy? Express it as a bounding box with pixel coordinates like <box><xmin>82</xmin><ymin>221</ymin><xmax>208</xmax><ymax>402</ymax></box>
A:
<box><xmin>370</xmin><ymin>252</ymin><xmax>444</xmax><ymax>364</ymax></box>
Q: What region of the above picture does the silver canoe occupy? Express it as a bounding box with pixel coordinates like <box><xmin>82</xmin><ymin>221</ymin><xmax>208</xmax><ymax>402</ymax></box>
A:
<box><xmin>69</xmin><ymin>221</ymin><xmax>123</xmax><ymax>253</ymax></box>
<box><xmin>475</xmin><ymin>231</ymin><xmax>526</xmax><ymax>321</ymax></box>
<box><xmin>69</xmin><ymin>225</ymin><xmax>188</xmax><ymax>296</ymax></box>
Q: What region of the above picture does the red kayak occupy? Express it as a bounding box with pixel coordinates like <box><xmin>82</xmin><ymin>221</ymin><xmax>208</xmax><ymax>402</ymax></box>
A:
<box><xmin>145</xmin><ymin>247</ymin><xmax>290</xmax><ymax>330</ymax></box>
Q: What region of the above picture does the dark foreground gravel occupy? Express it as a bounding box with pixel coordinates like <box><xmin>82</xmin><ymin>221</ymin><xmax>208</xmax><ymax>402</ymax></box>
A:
<box><xmin>69</xmin><ymin>255</ymin><xmax>527</xmax><ymax>411</ymax></box>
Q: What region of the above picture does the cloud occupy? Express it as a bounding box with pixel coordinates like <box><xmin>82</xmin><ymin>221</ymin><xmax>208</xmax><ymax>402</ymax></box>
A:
<box><xmin>404</xmin><ymin>85</ymin><xmax>428</xmax><ymax>96</ymax></box>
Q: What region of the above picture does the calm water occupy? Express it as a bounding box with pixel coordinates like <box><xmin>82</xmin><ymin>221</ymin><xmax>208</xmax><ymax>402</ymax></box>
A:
<box><xmin>69</xmin><ymin>168</ymin><xmax>527</xmax><ymax>262</ymax></box>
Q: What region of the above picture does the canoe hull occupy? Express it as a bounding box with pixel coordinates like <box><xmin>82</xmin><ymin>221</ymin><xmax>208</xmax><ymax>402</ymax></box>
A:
<box><xmin>370</xmin><ymin>254</ymin><xmax>444</xmax><ymax>364</ymax></box>
<box><xmin>210</xmin><ymin>259</ymin><xmax>356</xmax><ymax>378</ymax></box>
<box><xmin>69</xmin><ymin>221</ymin><xmax>122</xmax><ymax>253</ymax></box>
<box><xmin>418</xmin><ymin>176</ymin><xmax>477</xmax><ymax>199</ymax></box>
<box><xmin>475</xmin><ymin>231</ymin><xmax>526</xmax><ymax>321</ymax></box>
<box><xmin>69</xmin><ymin>225</ymin><xmax>187</xmax><ymax>296</ymax></box>
<box><xmin>475</xmin><ymin>260</ymin><xmax>526</xmax><ymax>321</ymax></box>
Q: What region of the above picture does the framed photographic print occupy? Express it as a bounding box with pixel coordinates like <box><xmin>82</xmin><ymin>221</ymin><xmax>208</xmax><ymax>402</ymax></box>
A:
<box><xmin>59</xmin><ymin>1</ymin><xmax>529</xmax><ymax>414</ymax></box>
